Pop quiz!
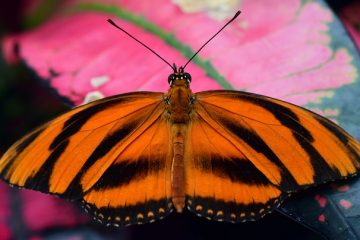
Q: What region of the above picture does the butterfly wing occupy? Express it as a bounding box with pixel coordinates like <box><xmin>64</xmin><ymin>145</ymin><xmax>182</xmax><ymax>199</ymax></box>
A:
<box><xmin>0</xmin><ymin>92</ymin><xmax>173</xmax><ymax>226</ymax></box>
<box><xmin>185</xmin><ymin>90</ymin><xmax>360</xmax><ymax>222</ymax></box>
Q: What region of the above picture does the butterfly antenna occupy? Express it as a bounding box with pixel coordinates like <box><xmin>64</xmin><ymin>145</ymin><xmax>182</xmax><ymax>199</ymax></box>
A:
<box><xmin>183</xmin><ymin>10</ymin><xmax>241</xmax><ymax>70</ymax></box>
<box><xmin>107</xmin><ymin>19</ymin><xmax>176</xmax><ymax>72</ymax></box>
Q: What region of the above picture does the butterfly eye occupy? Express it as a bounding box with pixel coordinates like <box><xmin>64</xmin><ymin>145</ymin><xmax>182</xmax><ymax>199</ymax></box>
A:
<box><xmin>184</xmin><ymin>73</ymin><xmax>192</xmax><ymax>83</ymax></box>
<box><xmin>164</xmin><ymin>96</ymin><xmax>170</xmax><ymax>105</ymax></box>
<box><xmin>189</xmin><ymin>96</ymin><xmax>196</xmax><ymax>105</ymax></box>
<box><xmin>168</xmin><ymin>74</ymin><xmax>176</xmax><ymax>85</ymax></box>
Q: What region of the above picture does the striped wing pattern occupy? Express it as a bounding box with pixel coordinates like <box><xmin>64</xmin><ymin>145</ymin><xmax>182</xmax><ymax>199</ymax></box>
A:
<box><xmin>185</xmin><ymin>90</ymin><xmax>360</xmax><ymax>222</ymax></box>
<box><xmin>0</xmin><ymin>92</ymin><xmax>173</xmax><ymax>226</ymax></box>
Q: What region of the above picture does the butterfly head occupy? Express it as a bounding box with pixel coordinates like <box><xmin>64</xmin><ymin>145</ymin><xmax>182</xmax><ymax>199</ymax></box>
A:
<box><xmin>168</xmin><ymin>65</ymin><xmax>192</xmax><ymax>87</ymax></box>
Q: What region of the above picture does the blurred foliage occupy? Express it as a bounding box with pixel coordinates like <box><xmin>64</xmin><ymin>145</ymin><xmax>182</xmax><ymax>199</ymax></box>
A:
<box><xmin>0</xmin><ymin>53</ymin><xmax>68</xmax><ymax>153</ymax></box>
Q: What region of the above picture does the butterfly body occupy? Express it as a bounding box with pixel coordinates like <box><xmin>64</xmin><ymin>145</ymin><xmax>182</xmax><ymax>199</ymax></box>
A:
<box><xmin>164</xmin><ymin>70</ymin><xmax>194</xmax><ymax>213</ymax></box>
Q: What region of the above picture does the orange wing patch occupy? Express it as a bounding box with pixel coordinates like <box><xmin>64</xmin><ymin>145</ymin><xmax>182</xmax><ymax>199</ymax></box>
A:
<box><xmin>184</xmin><ymin>90</ymin><xmax>360</xmax><ymax>222</ymax></box>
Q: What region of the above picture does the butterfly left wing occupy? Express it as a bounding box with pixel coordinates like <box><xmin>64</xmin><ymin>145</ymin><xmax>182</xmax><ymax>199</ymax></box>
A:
<box><xmin>81</xmin><ymin>106</ymin><xmax>174</xmax><ymax>226</ymax></box>
<box><xmin>0</xmin><ymin>92</ymin><xmax>173</xmax><ymax>226</ymax></box>
<box><xmin>184</xmin><ymin>90</ymin><xmax>360</xmax><ymax>222</ymax></box>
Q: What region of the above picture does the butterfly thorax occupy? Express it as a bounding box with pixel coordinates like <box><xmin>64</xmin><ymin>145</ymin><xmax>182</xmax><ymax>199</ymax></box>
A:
<box><xmin>165</xmin><ymin>78</ymin><xmax>194</xmax><ymax>124</ymax></box>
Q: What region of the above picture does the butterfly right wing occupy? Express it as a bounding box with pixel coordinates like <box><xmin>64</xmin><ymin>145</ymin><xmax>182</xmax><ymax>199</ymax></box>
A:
<box><xmin>0</xmin><ymin>92</ymin><xmax>173</xmax><ymax>225</ymax></box>
<box><xmin>184</xmin><ymin>90</ymin><xmax>360</xmax><ymax>223</ymax></box>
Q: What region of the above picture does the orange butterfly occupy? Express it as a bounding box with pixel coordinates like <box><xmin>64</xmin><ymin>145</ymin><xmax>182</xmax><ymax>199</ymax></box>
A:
<box><xmin>1</xmin><ymin>11</ymin><xmax>360</xmax><ymax>227</ymax></box>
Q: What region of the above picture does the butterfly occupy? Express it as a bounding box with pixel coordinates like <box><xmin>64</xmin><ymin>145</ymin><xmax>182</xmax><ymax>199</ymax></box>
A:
<box><xmin>1</xmin><ymin>11</ymin><xmax>360</xmax><ymax>227</ymax></box>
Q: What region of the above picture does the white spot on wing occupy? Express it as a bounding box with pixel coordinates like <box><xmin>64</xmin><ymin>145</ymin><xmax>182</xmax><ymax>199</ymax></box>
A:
<box><xmin>82</xmin><ymin>91</ymin><xmax>105</xmax><ymax>104</ymax></box>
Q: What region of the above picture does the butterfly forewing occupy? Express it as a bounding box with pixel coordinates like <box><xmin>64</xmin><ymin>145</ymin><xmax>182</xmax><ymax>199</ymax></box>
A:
<box><xmin>184</xmin><ymin>90</ymin><xmax>360</xmax><ymax>222</ymax></box>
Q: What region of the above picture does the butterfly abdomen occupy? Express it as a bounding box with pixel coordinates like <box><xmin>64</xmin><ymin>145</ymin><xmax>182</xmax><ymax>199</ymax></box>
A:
<box><xmin>171</xmin><ymin>124</ymin><xmax>187</xmax><ymax>213</ymax></box>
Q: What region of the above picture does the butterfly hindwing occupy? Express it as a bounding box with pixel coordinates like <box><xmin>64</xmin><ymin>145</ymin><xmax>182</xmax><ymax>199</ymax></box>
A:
<box><xmin>0</xmin><ymin>92</ymin><xmax>173</xmax><ymax>225</ymax></box>
<box><xmin>184</xmin><ymin>90</ymin><xmax>360</xmax><ymax>222</ymax></box>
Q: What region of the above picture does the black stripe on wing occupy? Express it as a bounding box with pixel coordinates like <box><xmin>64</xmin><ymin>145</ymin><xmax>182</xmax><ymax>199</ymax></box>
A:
<box><xmin>93</xmin><ymin>158</ymin><xmax>165</xmax><ymax>190</ymax></box>
<box><xmin>201</xmin><ymin>156</ymin><xmax>273</xmax><ymax>185</ymax></box>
